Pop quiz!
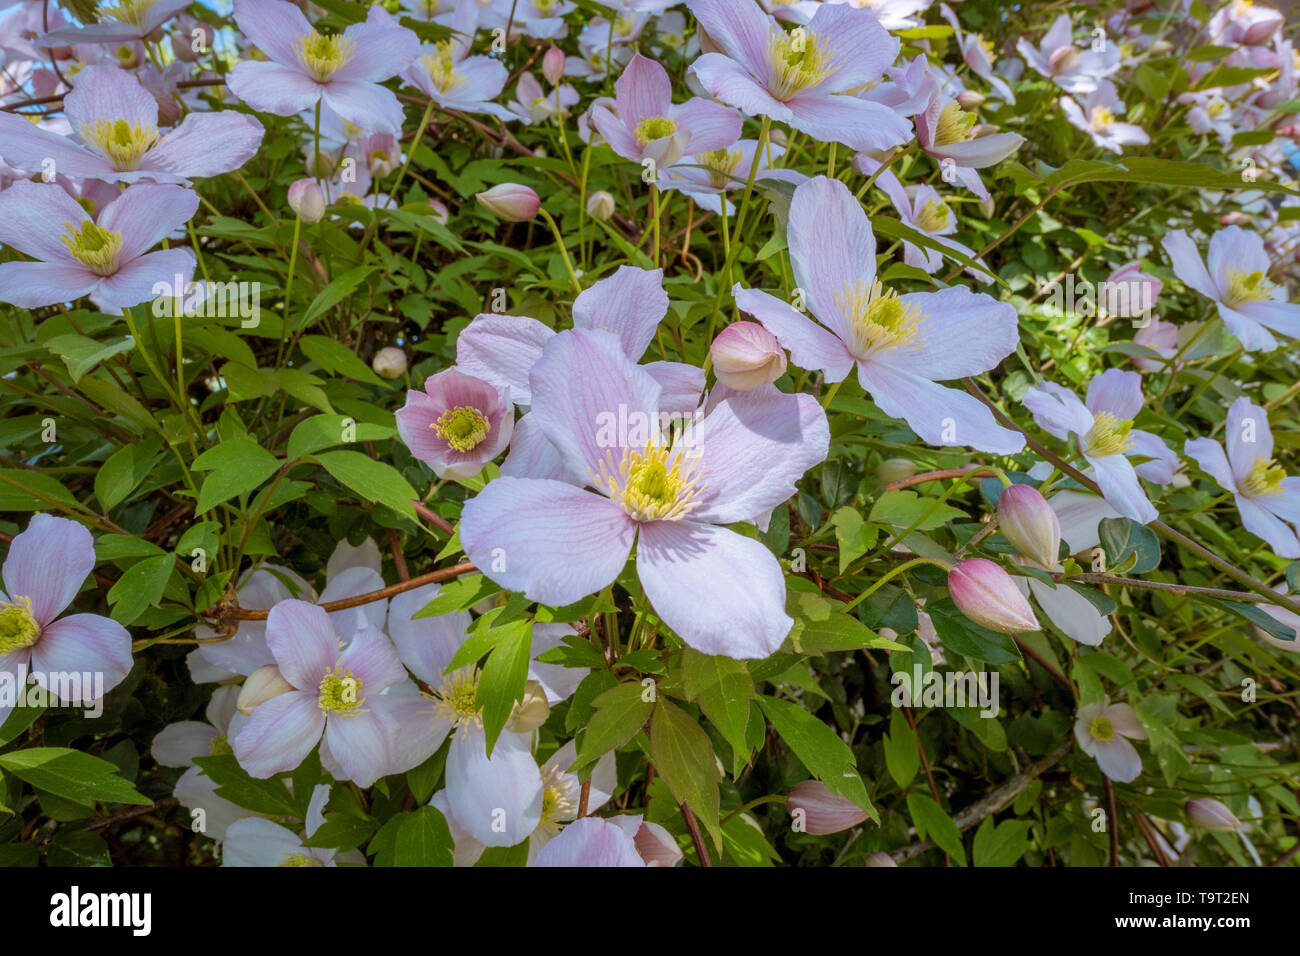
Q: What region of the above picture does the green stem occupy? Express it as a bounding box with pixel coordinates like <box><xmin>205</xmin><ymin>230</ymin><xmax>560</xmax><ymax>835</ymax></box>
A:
<box><xmin>539</xmin><ymin>208</ymin><xmax>582</xmax><ymax>295</ymax></box>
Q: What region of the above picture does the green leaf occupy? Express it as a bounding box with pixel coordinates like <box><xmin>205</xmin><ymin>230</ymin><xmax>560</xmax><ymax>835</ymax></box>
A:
<box><xmin>831</xmin><ymin>507</ymin><xmax>877</xmax><ymax>573</ymax></box>
<box><xmin>650</xmin><ymin>698</ymin><xmax>723</xmax><ymax>852</ymax></box>
<box><xmin>44</xmin><ymin>333</ymin><xmax>135</xmax><ymax>383</ymax></box>
<box><xmin>573</xmin><ymin>681</ymin><xmax>653</xmax><ymax>770</ymax></box>
<box><xmin>786</xmin><ymin>591</ymin><xmax>905</xmax><ymax>655</ymax></box>
<box><xmin>682</xmin><ymin>650</ymin><xmax>754</xmax><ymax>773</ymax></box>
<box><xmin>191</xmin><ymin>437</ymin><xmax>281</xmax><ymax>513</ymax></box>
<box><xmin>300</xmin><ymin>334</ymin><xmax>386</xmax><ymax>386</ymax></box>
<box><xmin>286</xmin><ymin>414</ymin><xmax>395</xmax><ymax>459</ymax></box>
<box><xmin>1098</xmin><ymin>517</ymin><xmax>1161</xmax><ymax>574</ymax></box>
<box><xmin>476</xmin><ymin>619</ymin><xmax>533</xmax><ymax>754</ymax></box>
<box><xmin>47</xmin><ymin>830</ymin><xmax>112</xmax><ymax>867</ymax></box>
<box><xmin>393</xmin><ymin>806</ymin><xmax>454</xmax><ymax>866</ymax></box>
<box><xmin>973</xmin><ymin>817</ymin><xmax>1031</xmax><ymax>866</ymax></box>
<box><xmin>0</xmin><ymin>469</ymin><xmax>82</xmax><ymax>512</ymax></box>
<box><xmin>94</xmin><ymin>444</ymin><xmax>139</xmax><ymax>511</ymax></box>
<box><xmin>106</xmin><ymin>553</ymin><xmax>174</xmax><ymax>625</ymax></box>
<box><xmin>301</xmin><ymin>265</ymin><xmax>375</xmax><ymax>326</ymax></box>
<box><xmin>193</xmin><ymin>754</ymin><xmax>298</xmax><ymax>816</ymax></box>
<box><xmin>883</xmin><ymin>707</ymin><xmax>919</xmax><ymax>789</ymax></box>
<box><xmin>0</xmin><ymin>748</ymin><xmax>149</xmax><ymax>806</ymax></box>
<box><xmin>927</xmin><ymin>599</ymin><xmax>1023</xmax><ymax>664</ymax></box>
<box><xmin>1203</xmin><ymin>597</ymin><xmax>1295</xmax><ymax>643</ymax></box>
<box><xmin>314</xmin><ymin>450</ymin><xmax>418</xmax><ymax>519</ymax></box>
<box><xmin>906</xmin><ymin>792</ymin><xmax>966</xmax><ymax>865</ymax></box>
<box><xmin>757</xmin><ymin>695</ymin><xmax>874</xmax><ymax>818</ymax></box>
<box><xmin>870</xmin><ymin>490</ymin><xmax>967</xmax><ymax>532</ymax></box>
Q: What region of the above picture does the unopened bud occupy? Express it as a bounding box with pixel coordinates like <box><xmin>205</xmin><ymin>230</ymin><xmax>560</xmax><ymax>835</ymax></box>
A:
<box><xmin>997</xmin><ymin>483</ymin><xmax>1060</xmax><ymax>569</ymax></box>
<box><xmin>864</xmin><ymin>851</ymin><xmax>899</xmax><ymax>867</ymax></box>
<box><xmin>542</xmin><ymin>47</ymin><xmax>565</xmax><ymax>86</ymax></box>
<box><xmin>710</xmin><ymin>321</ymin><xmax>787</xmax><ymax>390</ymax></box>
<box><xmin>948</xmin><ymin>558</ymin><xmax>1040</xmax><ymax>634</ymax></box>
<box><xmin>956</xmin><ymin>89</ymin><xmax>985</xmax><ymax>110</ymax></box>
<box><xmin>1185</xmin><ymin>797</ymin><xmax>1241</xmax><ymax>832</ymax></box>
<box><xmin>877</xmin><ymin>458</ymin><xmax>918</xmax><ymax>484</ymax></box>
<box><xmin>586</xmin><ymin>189</ymin><xmax>615</xmax><ymax>222</ymax></box>
<box><xmin>477</xmin><ymin>182</ymin><xmax>540</xmax><ymax>222</ymax></box>
<box><xmin>788</xmin><ymin>780</ymin><xmax>871</xmax><ymax>834</ymax></box>
<box><xmin>1219</xmin><ymin>211</ymin><xmax>1251</xmax><ymax>226</ymax></box>
<box><xmin>288</xmin><ymin>179</ymin><xmax>325</xmax><ymax>223</ymax></box>
<box><xmin>507</xmin><ymin>680</ymin><xmax>551</xmax><ymax>733</ymax></box>
<box><xmin>237</xmin><ymin>665</ymin><xmax>294</xmax><ymax>715</ymax></box>
<box><xmin>429</xmin><ymin>199</ymin><xmax>450</xmax><ymax>225</ymax></box>
<box><xmin>372</xmin><ymin>346</ymin><xmax>407</xmax><ymax>379</ymax></box>
<box><xmin>634</xmin><ymin>821</ymin><xmax>682</xmax><ymax>866</ymax></box>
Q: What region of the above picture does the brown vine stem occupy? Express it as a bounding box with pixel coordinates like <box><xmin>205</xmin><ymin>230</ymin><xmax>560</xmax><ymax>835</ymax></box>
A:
<box><xmin>962</xmin><ymin>377</ymin><xmax>1300</xmax><ymax>618</ymax></box>
<box><xmin>1103</xmin><ymin>776</ymin><xmax>1120</xmax><ymax>866</ymax></box>
<box><xmin>229</xmin><ymin>562</ymin><xmax>477</xmax><ymax>621</ymax></box>
<box><xmin>889</xmin><ymin>738</ymin><xmax>1074</xmax><ymax>864</ymax></box>
<box><xmin>680</xmin><ymin>802</ymin><xmax>712</xmax><ymax>867</ymax></box>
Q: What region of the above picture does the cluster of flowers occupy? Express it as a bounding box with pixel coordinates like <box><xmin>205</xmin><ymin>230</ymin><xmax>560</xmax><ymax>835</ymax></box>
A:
<box><xmin>1</xmin><ymin>0</ymin><xmax>1299</xmax><ymax>865</ymax></box>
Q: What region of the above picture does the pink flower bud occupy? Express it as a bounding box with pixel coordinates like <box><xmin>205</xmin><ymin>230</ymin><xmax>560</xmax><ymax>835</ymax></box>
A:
<box><xmin>864</xmin><ymin>851</ymin><xmax>898</xmax><ymax>867</ymax></box>
<box><xmin>956</xmin><ymin>89</ymin><xmax>985</xmax><ymax>110</ymax></box>
<box><xmin>1219</xmin><ymin>211</ymin><xmax>1251</xmax><ymax>226</ymax></box>
<box><xmin>476</xmin><ymin>183</ymin><xmax>540</xmax><ymax>222</ymax></box>
<box><xmin>997</xmin><ymin>484</ymin><xmax>1060</xmax><ymax>569</ymax></box>
<box><xmin>542</xmin><ymin>46</ymin><xmax>565</xmax><ymax>86</ymax></box>
<box><xmin>371</xmin><ymin>346</ymin><xmax>407</xmax><ymax>380</ymax></box>
<box><xmin>1185</xmin><ymin>797</ymin><xmax>1241</xmax><ymax>832</ymax></box>
<box><xmin>586</xmin><ymin>189</ymin><xmax>615</xmax><ymax>222</ymax></box>
<box><xmin>710</xmin><ymin>321</ymin><xmax>787</xmax><ymax>390</ymax></box>
<box><xmin>429</xmin><ymin>199</ymin><xmax>450</xmax><ymax>225</ymax></box>
<box><xmin>948</xmin><ymin>558</ymin><xmax>1040</xmax><ymax>634</ymax></box>
<box><xmin>634</xmin><ymin>821</ymin><xmax>682</xmax><ymax>866</ymax></box>
<box><xmin>287</xmin><ymin>179</ymin><xmax>325</xmax><ymax>223</ymax></box>
<box><xmin>788</xmin><ymin>780</ymin><xmax>871</xmax><ymax>834</ymax></box>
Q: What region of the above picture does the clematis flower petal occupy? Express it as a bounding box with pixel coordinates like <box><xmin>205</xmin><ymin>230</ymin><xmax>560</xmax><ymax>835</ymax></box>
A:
<box><xmin>571</xmin><ymin>265</ymin><xmax>667</xmax><ymax>360</ymax></box>
<box><xmin>862</xmin><ymin>363</ymin><xmax>1026</xmax><ymax>454</ymax></box>
<box><xmin>446</xmin><ymin>728</ymin><xmax>544</xmax><ymax>846</ymax></box>
<box><xmin>456</xmin><ymin>313</ymin><xmax>556</xmax><ymax>405</ymax></box>
<box><xmin>734</xmin><ymin>286</ymin><xmax>856</xmax><ymax>381</ymax></box>
<box><xmin>232</xmin><ymin>691</ymin><xmax>325</xmax><ymax>778</ymax></box>
<box><xmin>30</xmin><ymin>614</ymin><xmax>133</xmax><ymax>700</ymax></box>
<box><xmin>228</xmin><ymin>61</ymin><xmax>324</xmax><ymax>116</ymax></box>
<box><xmin>3</xmin><ymin>514</ymin><xmax>94</xmax><ymax>626</ymax></box>
<box><xmin>533</xmin><ymin>816</ymin><xmax>645</xmax><ymax>866</ymax></box>
<box><xmin>1087</xmin><ymin>452</ymin><xmax>1157</xmax><ymax>524</ymax></box>
<box><xmin>265</xmin><ymin>600</ymin><xmax>339</xmax><ymax>690</ymax></box>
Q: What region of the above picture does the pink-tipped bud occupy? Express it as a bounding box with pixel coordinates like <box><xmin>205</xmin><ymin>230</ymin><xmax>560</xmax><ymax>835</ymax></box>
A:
<box><xmin>787</xmin><ymin>780</ymin><xmax>871</xmax><ymax>835</ymax></box>
<box><xmin>507</xmin><ymin>680</ymin><xmax>551</xmax><ymax>733</ymax></box>
<box><xmin>948</xmin><ymin>558</ymin><xmax>1040</xmax><ymax>634</ymax></box>
<box><xmin>1185</xmin><ymin>797</ymin><xmax>1241</xmax><ymax>832</ymax></box>
<box><xmin>710</xmin><ymin>321</ymin><xmax>787</xmax><ymax>390</ymax></box>
<box><xmin>956</xmin><ymin>89</ymin><xmax>985</xmax><ymax>110</ymax></box>
<box><xmin>586</xmin><ymin>189</ymin><xmax>615</xmax><ymax>222</ymax></box>
<box><xmin>634</xmin><ymin>821</ymin><xmax>682</xmax><ymax>866</ymax></box>
<box><xmin>542</xmin><ymin>47</ymin><xmax>566</xmax><ymax>86</ymax></box>
<box><xmin>237</xmin><ymin>665</ymin><xmax>294</xmax><ymax>715</ymax></box>
<box><xmin>864</xmin><ymin>851</ymin><xmax>898</xmax><ymax>867</ymax></box>
<box><xmin>287</xmin><ymin>179</ymin><xmax>325</xmax><ymax>223</ymax></box>
<box><xmin>372</xmin><ymin>346</ymin><xmax>407</xmax><ymax>380</ymax></box>
<box><xmin>1219</xmin><ymin>211</ymin><xmax>1251</xmax><ymax>226</ymax></box>
<box><xmin>429</xmin><ymin>199</ymin><xmax>450</xmax><ymax>225</ymax></box>
<box><xmin>998</xmin><ymin>484</ymin><xmax>1061</xmax><ymax>569</ymax></box>
<box><xmin>477</xmin><ymin>183</ymin><xmax>540</xmax><ymax>222</ymax></box>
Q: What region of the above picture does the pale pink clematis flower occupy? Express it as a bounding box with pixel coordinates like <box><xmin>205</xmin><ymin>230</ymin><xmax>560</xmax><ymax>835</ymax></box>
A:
<box><xmin>1074</xmin><ymin>696</ymin><xmax>1147</xmax><ymax>783</ymax></box>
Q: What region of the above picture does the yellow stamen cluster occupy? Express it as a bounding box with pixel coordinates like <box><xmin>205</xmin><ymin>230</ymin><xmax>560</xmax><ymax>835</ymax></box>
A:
<box><xmin>101</xmin><ymin>0</ymin><xmax>158</xmax><ymax>28</ymax></box>
<box><xmin>537</xmin><ymin>764</ymin><xmax>576</xmax><ymax>837</ymax></box>
<box><xmin>933</xmin><ymin>101</ymin><xmax>977</xmax><ymax>147</ymax></box>
<box><xmin>296</xmin><ymin>30</ymin><xmax>357</xmax><ymax>82</ymax></box>
<box><xmin>633</xmin><ymin>115</ymin><xmax>677</xmax><ymax>146</ymax></box>
<box><xmin>278</xmin><ymin>853</ymin><xmax>325</xmax><ymax>867</ymax></box>
<box><xmin>1222</xmin><ymin>268</ymin><xmax>1274</xmax><ymax>307</ymax></box>
<box><xmin>614</xmin><ymin>16</ymin><xmax>636</xmax><ymax>36</ymax></box>
<box><xmin>532</xmin><ymin>0</ymin><xmax>558</xmax><ymax>14</ymax></box>
<box><xmin>61</xmin><ymin>220</ymin><xmax>123</xmax><ymax>276</ymax></box>
<box><xmin>593</xmin><ymin>442</ymin><xmax>704</xmax><ymax>522</ymax></box>
<box><xmin>422</xmin><ymin>43</ymin><xmax>466</xmax><ymax>93</ymax></box>
<box><xmin>700</xmin><ymin>147</ymin><xmax>744</xmax><ymax>189</ymax></box>
<box><xmin>1084</xmin><ymin>411</ymin><xmax>1134</xmax><ymax>458</ymax></box>
<box><xmin>317</xmin><ymin>666</ymin><xmax>363</xmax><ymax>715</ymax></box>
<box><xmin>432</xmin><ymin>405</ymin><xmax>490</xmax><ymax>452</ymax></box>
<box><xmin>80</xmin><ymin>117</ymin><xmax>159</xmax><ymax>171</ymax></box>
<box><xmin>913</xmin><ymin>198</ymin><xmax>950</xmax><ymax>233</ymax></box>
<box><xmin>209</xmin><ymin>735</ymin><xmax>234</xmax><ymax>757</ymax></box>
<box><xmin>1088</xmin><ymin>715</ymin><xmax>1115</xmax><ymax>742</ymax></box>
<box><xmin>835</xmin><ymin>278</ymin><xmax>925</xmax><ymax>359</ymax></box>
<box><xmin>0</xmin><ymin>595</ymin><xmax>40</xmax><ymax>655</ymax></box>
<box><xmin>1239</xmin><ymin>456</ymin><xmax>1286</xmax><ymax>497</ymax></box>
<box><xmin>766</xmin><ymin>28</ymin><xmax>835</xmax><ymax>101</ymax></box>
<box><xmin>1089</xmin><ymin>106</ymin><xmax>1115</xmax><ymax>132</ymax></box>
<box><xmin>427</xmin><ymin>667</ymin><xmax>483</xmax><ymax>732</ymax></box>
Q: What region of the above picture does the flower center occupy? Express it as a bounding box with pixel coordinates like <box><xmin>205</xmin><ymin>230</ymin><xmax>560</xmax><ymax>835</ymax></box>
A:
<box><xmin>1239</xmin><ymin>456</ymin><xmax>1286</xmax><ymax>497</ymax></box>
<box><xmin>614</xmin><ymin>16</ymin><xmax>636</xmax><ymax>36</ymax></box>
<box><xmin>101</xmin><ymin>0</ymin><xmax>158</xmax><ymax>28</ymax></box>
<box><xmin>422</xmin><ymin>44</ymin><xmax>466</xmax><ymax>93</ymax></box>
<box><xmin>80</xmin><ymin>117</ymin><xmax>160</xmax><ymax>171</ymax></box>
<box><xmin>633</xmin><ymin>115</ymin><xmax>677</xmax><ymax>146</ymax></box>
<box><xmin>0</xmin><ymin>596</ymin><xmax>40</xmax><ymax>655</ymax></box>
<box><xmin>1207</xmin><ymin>99</ymin><xmax>1228</xmax><ymax>118</ymax></box>
<box><xmin>317</xmin><ymin>666</ymin><xmax>364</xmax><ymax>715</ymax></box>
<box><xmin>209</xmin><ymin>735</ymin><xmax>234</xmax><ymax>757</ymax></box>
<box><xmin>913</xmin><ymin>198</ymin><xmax>950</xmax><ymax>233</ymax></box>
<box><xmin>835</xmin><ymin>278</ymin><xmax>925</xmax><ymax>359</ymax></box>
<box><xmin>766</xmin><ymin>28</ymin><xmax>835</xmax><ymax>101</ymax></box>
<box><xmin>537</xmin><ymin>764</ymin><xmax>576</xmax><ymax>836</ymax></box>
<box><xmin>700</xmin><ymin>148</ymin><xmax>743</xmax><ymax>189</ymax></box>
<box><xmin>296</xmin><ymin>30</ymin><xmax>356</xmax><ymax>82</ymax></box>
<box><xmin>1222</xmin><ymin>268</ymin><xmax>1274</xmax><ymax>307</ymax></box>
<box><xmin>533</xmin><ymin>0</ymin><xmax>557</xmax><ymax>14</ymax></box>
<box><xmin>593</xmin><ymin>441</ymin><xmax>705</xmax><ymax>522</ymax></box>
<box><xmin>432</xmin><ymin>405</ymin><xmax>490</xmax><ymax>452</ymax></box>
<box><xmin>428</xmin><ymin>667</ymin><xmax>483</xmax><ymax>732</ymax></box>
<box><xmin>1084</xmin><ymin>411</ymin><xmax>1134</xmax><ymax>458</ymax></box>
<box><xmin>61</xmin><ymin>220</ymin><xmax>123</xmax><ymax>276</ymax></box>
<box><xmin>1088</xmin><ymin>715</ymin><xmax>1115</xmax><ymax>742</ymax></box>
<box><xmin>933</xmin><ymin>101</ymin><xmax>977</xmax><ymax>147</ymax></box>
<box><xmin>278</xmin><ymin>853</ymin><xmax>325</xmax><ymax>867</ymax></box>
<box><xmin>1089</xmin><ymin>106</ymin><xmax>1114</xmax><ymax>131</ymax></box>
